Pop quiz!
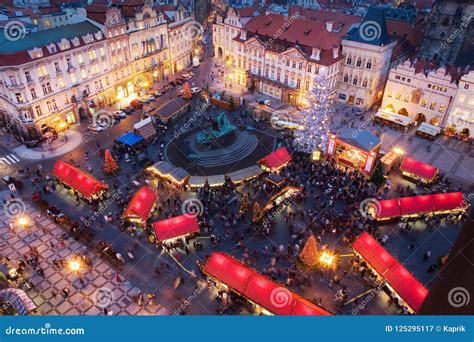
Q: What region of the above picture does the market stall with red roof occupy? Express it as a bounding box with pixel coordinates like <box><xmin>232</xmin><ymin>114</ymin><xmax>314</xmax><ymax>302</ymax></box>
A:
<box><xmin>52</xmin><ymin>160</ymin><xmax>108</xmax><ymax>202</ymax></box>
<box><xmin>152</xmin><ymin>215</ymin><xmax>199</xmax><ymax>243</ymax></box>
<box><xmin>352</xmin><ymin>232</ymin><xmax>429</xmax><ymax>313</ymax></box>
<box><xmin>203</xmin><ymin>252</ymin><xmax>332</xmax><ymax>316</ymax></box>
<box><xmin>369</xmin><ymin>192</ymin><xmax>467</xmax><ymax>221</ymax></box>
<box><xmin>400</xmin><ymin>157</ymin><xmax>438</xmax><ymax>183</ymax></box>
<box><xmin>122</xmin><ymin>186</ymin><xmax>157</xmax><ymax>225</ymax></box>
<box><xmin>258</xmin><ymin>147</ymin><xmax>292</xmax><ymax>172</ymax></box>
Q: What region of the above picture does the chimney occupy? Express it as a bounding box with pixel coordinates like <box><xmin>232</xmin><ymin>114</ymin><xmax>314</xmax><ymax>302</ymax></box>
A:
<box><xmin>326</xmin><ymin>21</ymin><xmax>333</xmax><ymax>32</ymax></box>
<box><xmin>311</xmin><ymin>47</ymin><xmax>321</xmax><ymax>61</ymax></box>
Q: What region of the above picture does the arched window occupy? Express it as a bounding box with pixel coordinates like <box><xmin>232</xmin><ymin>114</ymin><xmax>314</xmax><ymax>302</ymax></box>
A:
<box><xmin>362</xmin><ymin>78</ymin><xmax>368</xmax><ymax>87</ymax></box>
<box><xmin>356</xmin><ymin>58</ymin><xmax>362</xmax><ymax>67</ymax></box>
<box><xmin>353</xmin><ymin>76</ymin><xmax>358</xmax><ymax>86</ymax></box>
<box><xmin>346</xmin><ymin>56</ymin><xmax>352</xmax><ymax>65</ymax></box>
<box><xmin>366</xmin><ymin>59</ymin><xmax>372</xmax><ymax>69</ymax></box>
<box><xmin>343</xmin><ymin>74</ymin><xmax>349</xmax><ymax>83</ymax></box>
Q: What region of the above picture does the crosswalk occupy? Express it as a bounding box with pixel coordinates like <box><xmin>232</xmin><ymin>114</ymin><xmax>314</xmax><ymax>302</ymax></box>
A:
<box><xmin>0</xmin><ymin>154</ymin><xmax>20</xmax><ymax>166</ymax></box>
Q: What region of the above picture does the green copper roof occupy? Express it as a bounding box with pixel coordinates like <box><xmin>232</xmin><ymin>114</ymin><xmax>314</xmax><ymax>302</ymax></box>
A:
<box><xmin>0</xmin><ymin>21</ymin><xmax>101</xmax><ymax>55</ymax></box>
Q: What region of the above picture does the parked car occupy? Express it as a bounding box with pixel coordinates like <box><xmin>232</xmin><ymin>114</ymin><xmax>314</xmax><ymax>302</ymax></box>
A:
<box><xmin>190</xmin><ymin>87</ymin><xmax>201</xmax><ymax>94</ymax></box>
<box><xmin>154</xmin><ymin>91</ymin><xmax>163</xmax><ymax>97</ymax></box>
<box><xmin>130</xmin><ymin>99</ymin><xmax>143</xmax><ymax>109</ymax></box>
<box><xmin>87</xmin><ymin>124</ymin><xmax>106</xmax><ymax>132</ymax></box>
<box><xmin>182</xmin><ymin>73</ymin><xmax>192</xmax><ymax>80</ymax></box>
<box><xmin>188</xmin><ymin>70</ymin><xmax>196</xmax><ymax>76</ymax></box>
<box><xmin>123</xmin><ymin>106</ymin><xmax>134</xmax><ymax>114</ymax></box>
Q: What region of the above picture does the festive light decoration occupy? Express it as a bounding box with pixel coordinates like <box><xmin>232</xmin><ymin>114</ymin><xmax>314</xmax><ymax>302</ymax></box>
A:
<box><xmin>294</xmin><ymin>73</ymin><xmax>334</xmax><ymax>153</ymax></box>
<box><xmin>300</xmin><ymin>235</ymin><xmax>319</xmax><ymax>266</ymax></box>
<box><xmin>103</xmin><ymin>149</ymin><xmax>119</xmax><ymax>175</ymax></box>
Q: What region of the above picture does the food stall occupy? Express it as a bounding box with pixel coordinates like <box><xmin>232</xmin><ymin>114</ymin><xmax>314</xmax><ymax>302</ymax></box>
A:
<box><xmin>367</xmin><ymin>192</ymin><xmax>468</xmax><ymax>221</ymax></box>
<box><xmin>380</xmin><ymin>151</ymin><xmax>398</xmax><ymax>174</ymax></box>
<box><xmin>352</xmin><ymin>232</ymin><xmax>428</xmax><ymax>314</ymax></box>
<box><xmin>374</xmin><ymin>109</ymin><xmax>412</xmax><ymax>130</ymax></box>
<box><xmin>416</xmin><ymin>122</ymin><xmax>441</xmax><ymax>140</ymax></box>
<box><xmin>146</xmin><ymin>161</ymin><xmax>189</xmax><ymax>187</ymax></box>
<box><xmin>325</xmin><ymin>129</ymin><xmax>381</xmax><ymax>176</ymax></box>
<box><xmin>122</xmin><ymin>186</ymin><xmax>158</xmax><ymax>226</ymax></box>
<box><xmin>258</xmin><ymin>147</ymin><xmax>292</xmax><ymax>173</ymax></box>
<box><xmin>52</xmin><ymin>160</ymin><xmax>108</xmax><ymax>203</ymax></box>
<box><xmin>133</xmin><ymin>117</ymin><xmax>157</xmax><ymax>142</ymax></box>
<box><xmin>152</xmin><ymin>214</ymin><xmax>200</xmax><ymax>244</ymax></box>
<box><xmin>253</xmin><ymin>186</ymin><xmax>300</xmax><ymax>223</ymax></box>
<box><xmin>202</xmin><ymin>252</ymin><xmax>332</xmax><ymax>316</ymax></box>
<box><xmin>114</xmin><ymin>132</ymin><xmax>146</xmax><ymax>153</ymax></box>
<box><xmin>400</xmin><ymin>157</ymin><xmax>438</xmax><ymax>184</ymax></box>
<box><xmin>226</xmin><ymin>166</ymin><xmax>262</xmax><ymax>185</ymax></box>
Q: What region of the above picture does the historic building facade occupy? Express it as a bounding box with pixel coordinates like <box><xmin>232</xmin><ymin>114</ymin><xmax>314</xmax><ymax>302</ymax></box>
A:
<box><xmin>445</xmin><ymin>70</ymin><xmax>474</xmax><ymax>138</ymax></box>
<box><xmin>381</xmin><ymin>60</ymin><xmax>459</xmax><ymax>127</ymax></box>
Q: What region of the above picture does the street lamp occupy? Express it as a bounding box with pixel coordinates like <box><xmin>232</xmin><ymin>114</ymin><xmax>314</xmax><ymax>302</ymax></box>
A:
<box><xmin>319</xmin><ymin>251</ymin><xmax>336</xmax><ymax>268</ymax></box>
<box><xmin>17</xmin><ymin>215</ymin><xmax>31</xmax><ymax>237</ymax></box>
<box><xmin>392</xmin><ymin>146</ymin><xmax>404</xmax><ymax>156</ymax></box>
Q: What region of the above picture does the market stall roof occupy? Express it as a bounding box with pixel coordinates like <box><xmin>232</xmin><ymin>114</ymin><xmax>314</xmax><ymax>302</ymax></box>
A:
<box><xmin>352</xmin><ymin>232</ymin><xmax>397</xmax><ymax>274</ymax></box>
<box><xmin>400</xmin><ymin>157</ymin><xmax>438</xmax><ymax>181</ymax></box>
<box><xmin>432</xmin><ymin>192</ymin><xmax>466</xmax><ymax>212</ymax></box>
<box><xmin>146</xmin><ymin>161</ymin><xmax>189</xmax><ymax>184</ymax></box>
<box><xmin>52</xmin><ymin>161</ymin><xmax>108</xmax><ymax>200</ymax></box>
<box><xmin>207</xmin><ymin>174</ymin><xmax>226</xmax><ymax>187</ymax></box>
<box><xmin>123</xmin><ymin>186</ymin><xmax>157</xmax><ymax>222</ymax></box>
<box><xmin>133</xmin><ymin>117</ymin><xmax>153</xmax><ymax>130</ymax></box>
<box><xmin>337</xmin><ymin>128</ymin><xmax>381</xmax><ymax>152</ymax></box>
<box><xmin>116</xmin><ymin>132</ymin><xmax>145</xmax><ymax>146</ymax></box>
<box><xmin>188</xmin><ymin>176</ymin><xmax>208</xmax><ymax>188</ymax></box>
<box><xmin>399</xmin><ymin>195</ymin><xmax>434</xmax><ymax>216</ymax></box>
<box><xmin>375</xmin><ymin>109</ymin><xmax>411</xmax><ymax>127</ymax></box>
<box><xmin>204</xmin><ymin>252</ymin><xmax>332</xmax><ymax>316</ymax></box>
<box><xmin>227</xmin><ymin>165</ymin><xmax>263</xmax><ymax>183</ymax></box>
<box><xmin>258</xmin><ymin>147</ymin><xmax>292</xmax><ymax>171</ymax></box>
<box><xmin>384</xmin><ymin>263</ymin><xmax>429</xmax><ymax>312</ymax></box>
<box><xmin>152</xmin><ymin>215</ymin><xmax>199</xmax><ymax>242</ymax></box>
<box><xmin>417</xmin><ymin>122</ymin><xmax>441</xmax><ymax>136</ymax></box>
<box><xmin>352</xmin><ymin>232</ymin><xmax>428</xmax><ymax>312</ymax></box>
<box><xmin>374</xmin><ymin>198</ymin><xmax>402</xmax><ymax>219</ymax></box>
<box><xmin>0</xmin><ymin>288</ymin><xmax>37</xmax><ymax>315</ymax></box>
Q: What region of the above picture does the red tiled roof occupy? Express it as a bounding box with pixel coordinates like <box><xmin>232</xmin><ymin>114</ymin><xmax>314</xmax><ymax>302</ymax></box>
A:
<box><xmin>204</xmin><ymin>252</ymin><xmax>332</xmax><ymax>315</ymax></box>
<box><xmin>289</xmin><ymin>5</ymin><xmax>360</xmax><ymax>34</ymax></box>
<box><xmin>123</xmin><ymin>186</ymin><xmax>157</xmax><ymax>222</ymax></box>
<box><xmin>52</xmin><ymin>161</ymin><xmax>108</xmax><ymax>200</ymax></box>
<box><xmin>152</xmin><ymin>215</ymin><xmax>199</xmax><ymax>242</ymax></box>
<box><xmin>235</xmin><ymin>6</ymin><xmax>263</xmax><ymax>17</ymax></box>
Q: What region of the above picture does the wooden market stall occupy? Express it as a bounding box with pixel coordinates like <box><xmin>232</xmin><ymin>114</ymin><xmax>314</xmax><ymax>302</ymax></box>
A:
<box><xmin>202</xmin><ymin>252</ymin><xmax>333</xmax><ymax>316</ymax></box>
<box><xmin>253</xmin><ymin>186</ymin><xmax>300</xmax><ymax>223</ymax></box>
<box><xmin>52</xmin><ymin>160</ymin><xmax>108</xmax><ymax>202</ymax></box>
<box><xmin>226</xmin><ymin>166</ymin><xmax>262</xmax><ymax>185</ymax></box>
<box><xmin>352</xmin><ymin>232</ymin><xmax>429</xmax><ymax>313</ymax></box>
<box><xmin>133</xmin><ymin>117</ymin><xmax>157</xmax><ymax>142</ymax></box>
<box><xmin>374</xmin><ymin>109</ymin><xmax>412</xmax><ymax>130</ymax></box>
<box><xmin>368</xmin><ymin>192</ymin><xmax>468</xmax><ymax>221</ymax></box>
<box><xmin>146</xmin><ymin>161</ymin><xmax>189</xmax><ymax>187</ymax></box>
<box><xmin>258</xmin><ymin>147</ymin><xmax>292</xmax><ymax>173</ymax></box>
<box><xmin>152</xmin><ymin>214</ymin><xmax>200</xmax><ymax>244</ymax></box>
<box><xmin>380</xmin><ymin>151</ymin><xmax>398</xmax><ymax>174</ymax></box>
<box><xmin>325</xmin><ymin>129</ymin><xmax>381</xmax><ymax>176</ymax></box>
<box><xmin>416</xmin><ymin>122</ymin><xmax>441</xmax><ymax>140</ymax></box>
<box><xmin>399</xmin><ymin>157</ymin><xmax>438</xmax><ymax>184</ymax></box>
<box><xmin>122</xmin><ymin>186</ymin><xmax>158</xmax><ymax>225</ymax></box>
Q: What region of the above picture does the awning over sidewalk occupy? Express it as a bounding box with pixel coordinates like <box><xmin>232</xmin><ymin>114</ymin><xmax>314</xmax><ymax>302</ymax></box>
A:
<box><xmin>417</xmin><ymin>122</ymin><xmax>441</xmax><ymax>137</ymax></box>
<box><xmin>375</xmin><ymin>109</ymin><xmax>411</xmax><ymax>127</ymax></box>
<box><xmin>204</xmin><ymin>252</ymin><xmax>332</xmax><ymax>316</ymax></box>
<box><xmin>152</xmin><ymin>215</ymin><xmax>199</xmax><ymax>242</ymax></box>
<box><xmin>123</xmin><ymin>186</ymin><xmax>157</xmax><ymax>223</ymax></box>
<box><xmin>52</xmin><ymin>161</ymin><xmax>108</xmax><ymax>200</ymax></box>
<box><xmin>352</xmin><ymin>232</ymin><xmax>428</xmax><ymax>313</ymax></box>
<box><xmin>400</xmin><ymin>157</ymin><xmax>438</xmax><ymax>182</ymax></box>
<box><xmin>373</xmin><ymin>192</ymin><xmax>467</xmax><ymax>220</ymax></box>
<box><xmin>258</xmin><ymin>147</ymin><xmax>292</xmax><ymax>172</ymax></box>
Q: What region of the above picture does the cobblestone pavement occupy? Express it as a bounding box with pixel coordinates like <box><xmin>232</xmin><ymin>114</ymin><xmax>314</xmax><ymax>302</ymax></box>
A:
<box><xmin>0</xmin><ymin>200</ymin><xmax>168</xmax><ymax>316</ymax></box>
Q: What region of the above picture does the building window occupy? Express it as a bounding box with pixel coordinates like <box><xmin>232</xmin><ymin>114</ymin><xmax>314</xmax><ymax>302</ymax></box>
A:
<box><xmin>25</xmin><ymin>71</ymin><xmax>32</xmax><ymax>82</ymax></box>
<box><xmin>305</xmin><ymin>81</ymin><xmax>310</xmax><ymax>90</ymax></box>
<box><xmin>88</xmin><ymin>50</ymin><xmax>97</xmax><ymax>60</ymax></box>
<box><xmin>346</xmin><ymin>56</ymin><xmax>352</xmax><ymax>65</ymax></box>
<box><xmin>35</xmin><ymin>105</ymin><xmax>42</xmax><ymax>117</ymax></box>
<box><xmin>366</xmin><ymin>60</ymin><xmax>372</xmax><ymax>69</ymax></box>
<box><xmin>298</xmin><ymin>62</ymin><xmax>302</xmax><ymax>70</ymax></box>
<box><xmin>70</xmin><ymin>73</ymin><xmax>77</xmax><ymax>84</ymax></box>
<box><xmin>15</xmin><ymin>93</ymin><xmax>24</xmax><ymax>103</ymax></box>
<box><xmin>78</xmin><ymin>54</ymin><xmax>84</xmax><ymax>64</ymax></box>
<box><xmin>343</xmin><ymin>74</ymin><xmax>349</xmax><ymax>83</ymax></box>
<box><xmin>297</xmin><ymin>79</ymin><xmax>301</xmax><ymax>88</ymax></box>
<box><xmin>459</xmin><ymin>94</ymin><xmax>465</xmax><ymax>103</ymax></box>
<box><xmin>42</xmin><ymin>82</ymin><xmax>52</xmax><ymax>95</ymax></box>
<box><xmin>307</xmin><ymin>64</ymin><xmax>312</xmax><ymax>72</ymax></box>
<box><xmin>468</xmin><ymin>98</ymin><xmax>474</xmax><ymax>106</ymax></box>
<box><xmin>339</xmin><ymin>93</ymin><xmax>346</xmax><ymax>100</ymax></box>
<box><xmin>464</xmin><ymin>84</ymin><xmax>470</xmax><ymax>90</ymax></box>
<box><xmin>362</xmin><ymin>78</ymin><xmax>368</xmax><ymax>88</ymax></box>
<box><xmin>37</xmin><ymin>65</ymin><xmax>48</xmax><ymax>77</ymax></box>
<box><xmin>292</xmin><ymin>61</ymin><xmax>296</xmax><ymax>69</ymax></box>
<box><xmin>284</xmin><ymin>75</ymin><xmax>288</xmax><ymax>84</ymax></box>
<box><xmin>429</xmin><ymin>102</ymin><xmax>436</xmax><ymax>110</ymax></box>
<box><xmin>356</xmin><ymin>58</ymin><xmax>362</xmax><ymax>67</ymax></box>
<box><xmin>387</xmin><ymin>89</ymin><xmax>392</xmax><ymax>97</ymax></box>
<box><xmin>58</xmin><ymin>76</ymin><xmax>65</xmax><ymax>88</ymax></box>
<box><xmin>30</xmin><ymin>88</ymin><xmax>36</xmax><ymax>99</ymax></box>
<box><xmin>439</xmin><ymin>104</ymin><xmax>446</xmax><ymax>113</ymax></box>
<box><xmin>353</xmin><ymin>76</ymin><xmax>358</xmax><ymax>86</ymax></box>
<box><xmin>81</xmin><ymin>69</ymin><xmax>87</xmax><ymax>79</ymax></box>
<box><xmin>356</xmin><ymin>98</ymin><xmax>364</xmax><ymax>106</ymax></box>
<box><xmin>421</xmin><ymin>99</ymin><xmax>427</xmax><ymax>107</ymax></box>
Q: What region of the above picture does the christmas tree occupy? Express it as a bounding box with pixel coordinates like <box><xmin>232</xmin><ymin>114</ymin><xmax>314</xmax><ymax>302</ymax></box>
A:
<box><xmin>300</xmin><ymin>235</ymin><xmax>319</xmax><ymax>266</ymax></box>
<box><xmin>239</xmin><ymin>193</ymin><xmax>250</xmax><ymax>214</ymax></box>
<box><xmin>182</xmin><ymin>82</ymin><xmax>192</xmax><ymax>100</ymax></box>
<box><xmin>103</xmin><ymin>149</ymin><xmax>119</xmax><ymax>175</ymax></box>
<box><xmin>294</xmin><ymin>73</ymin><xmax>334</xmax><ymax>153</ymax></box>
<box><xmin>252</xmin><ymin>202</ymin><xmax>263</xmax><ymax>223</ymax></box>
